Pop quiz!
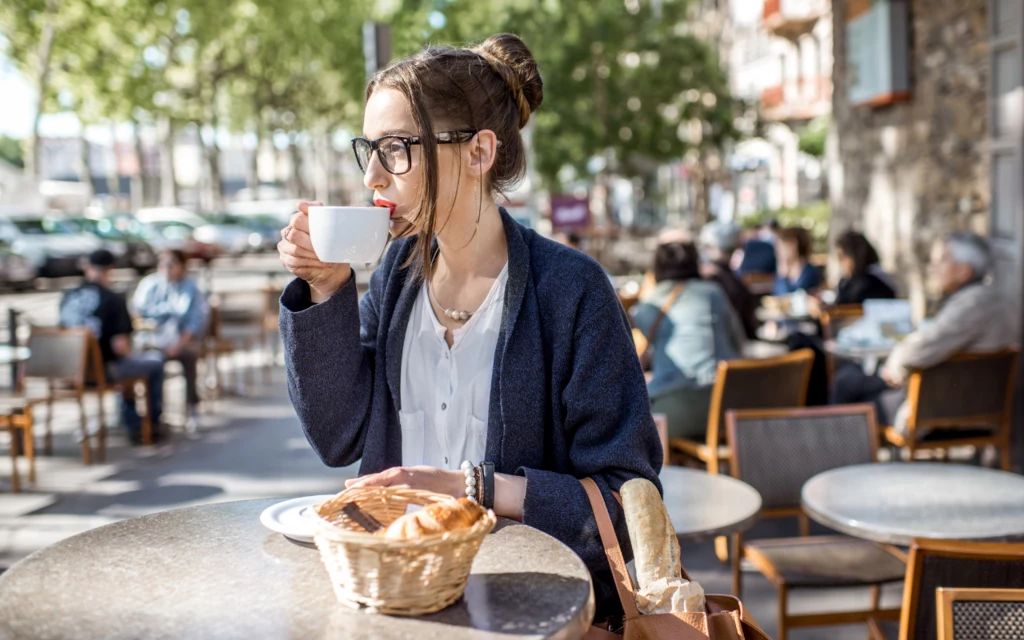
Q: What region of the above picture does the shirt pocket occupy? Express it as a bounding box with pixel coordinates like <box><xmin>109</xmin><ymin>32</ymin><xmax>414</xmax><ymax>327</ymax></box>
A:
<box><xmin>466</xmin><ymin>416</ymin><xmax>488</xmax><ymax>465</ymax></box>
<box><xmin>399</xmin><ymin>410</ymin><xmax>425</xmax><ymax>467</ymax></box>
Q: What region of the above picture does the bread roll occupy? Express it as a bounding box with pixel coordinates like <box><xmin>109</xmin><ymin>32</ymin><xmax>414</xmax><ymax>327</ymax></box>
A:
<box><xmin>381</xmin><ymin>498</ymin><xmax>484</xmax><ymax>541</ymax></box>
<box><xmin>620</xmin><ymin>478</ymin><xmax>680</xmax><ymax>590</ymax></box>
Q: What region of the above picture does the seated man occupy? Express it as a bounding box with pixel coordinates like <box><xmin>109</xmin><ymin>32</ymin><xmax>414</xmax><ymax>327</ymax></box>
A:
<box><xmin>833</xmin><ymin>233</ymin><xmax>1015</xmax><ymax>433</ymax></box>
<box><xmin>59</xmin><ymin>250</ymin><xmax>164</xmax><ymax>443</ymax></box>
<box><xmin>132</xmin><ymin>249</ymin><xmax>209</xmax><ymax>432</ymax></box>
<box><xmin>737</xmin><ymin>219</ymin><xmax>778</xmax><ymax>276</ymax></box>
<box><xmin>698</xmin><ymin>221</ymin><xmax>758</xmax><ymax>340</ymax></box>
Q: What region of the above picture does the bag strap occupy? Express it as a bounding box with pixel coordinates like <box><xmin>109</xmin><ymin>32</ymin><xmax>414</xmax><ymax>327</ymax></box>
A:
<box><xmin>580</xmin><ymin>478</ymin><xmax>640</xmax><ymax>620</ymax></box>
<box><xmin>643</xmin><ymin>282</ymin><xmax>685</xmax><ymax>348</ymax></box>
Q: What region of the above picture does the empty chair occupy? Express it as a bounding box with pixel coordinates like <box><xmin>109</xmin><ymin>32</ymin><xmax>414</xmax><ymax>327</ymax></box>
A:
<box><xmin>670</xmin><ymin>348</ymin><xmax>814</xmax><ymax>474</ymax></box>
<box><xmin>882</xmin><ymin>349</ymin><xmax>1019</xmax><ymax>470</ymax></box>
<box><xmin>727</xmin><ymin>404</ymin><xmax>905</xmax><ymax>640</ymax></box>
<box><xmin>868</xmin><ymin>539</ymin><xmax>1024</xmax><ymax>640</ymax></box>
<box><xmin>936</xmin><ymin>587</ymin><xmax>1024</xmax><ymax>640</ymax></box>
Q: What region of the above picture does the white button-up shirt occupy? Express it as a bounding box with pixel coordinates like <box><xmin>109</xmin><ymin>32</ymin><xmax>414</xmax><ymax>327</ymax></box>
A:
<box><xmin>399</xmin><ymin>264</ymin><xmax>508</xmax><ymax>470</ymax></box>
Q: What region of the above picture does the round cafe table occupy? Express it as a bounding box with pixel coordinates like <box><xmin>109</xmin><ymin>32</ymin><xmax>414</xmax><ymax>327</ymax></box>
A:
<box><xmin>0</xmin><ymin>499</ymin><xmax>593</xmax><ymax>640</ymax></box>
<box><xmin>660</xmin><ymin>466</ymin><xmax>762</xmax><ymax>540</ymax></box>
<box><xmin>802</xmin><ymin>463</ymin><xmax>1024</xmax><ymax>546</ymax></box>
<box><xmin>0</xmin><ymin>345</ymin><xmax>30</xmax><ymax>365</ymax></box>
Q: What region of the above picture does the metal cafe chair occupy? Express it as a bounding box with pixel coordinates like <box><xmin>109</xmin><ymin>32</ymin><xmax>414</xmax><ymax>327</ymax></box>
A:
<box><xmin>936</xmin><ymin>587</ymin><xmax>1024</xmax><ymax>640</ymax></box>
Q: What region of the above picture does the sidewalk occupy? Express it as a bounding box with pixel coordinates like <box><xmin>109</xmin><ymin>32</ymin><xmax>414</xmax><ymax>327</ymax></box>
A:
<box><xmin>0</xmin><ymin>366</ymin><xmax>356</xmax><ymax>569</ymax></box>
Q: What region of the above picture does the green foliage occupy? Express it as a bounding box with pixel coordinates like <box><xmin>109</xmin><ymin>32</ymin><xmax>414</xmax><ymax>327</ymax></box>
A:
<box><xmin>0</xmin><ymin>136</ymin><xmax>25</xmax><ymax>167</ymax></box>
<box><xmin>743</xmin><ymin>201</ymin><xmax>831</xmax><ymax>253</ymax></box>
<box><xmin>797</xmin><ymin>115</ymin><xmax>829</xmax><ymax>158</ymax></box>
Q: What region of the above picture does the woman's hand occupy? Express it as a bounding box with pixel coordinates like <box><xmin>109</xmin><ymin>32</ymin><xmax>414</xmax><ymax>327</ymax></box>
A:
<box><xmin>278</xmin><ymin>201</ymin><xmax>352</xmax><ymax>302</ymax></box>
<box><xmin>344</xmin><ymin>466</ymin><xmax>467</xmax><ymax>500</ymax></box>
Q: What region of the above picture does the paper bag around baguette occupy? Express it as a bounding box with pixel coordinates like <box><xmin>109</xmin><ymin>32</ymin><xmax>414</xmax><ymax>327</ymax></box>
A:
<box><xmin>620</xmin><ymin>478</ymin><xmax>706</xmax><ymax>614</ymax></box>
<box><xmin>379</xmin><ymin>497</ymin><xmax>484</xmax><ymax>540</ymax></box>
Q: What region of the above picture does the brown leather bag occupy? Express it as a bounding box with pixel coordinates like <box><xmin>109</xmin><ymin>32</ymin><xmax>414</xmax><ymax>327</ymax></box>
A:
<box><xmin>633</xmin><ymin>283</ymin><xmax>685</xmax><ymax>371</ymax></box>
<box><xmin>581</xmin><ymin>478</ymin><xmax>771</xmax><ymax>640</ymax></box>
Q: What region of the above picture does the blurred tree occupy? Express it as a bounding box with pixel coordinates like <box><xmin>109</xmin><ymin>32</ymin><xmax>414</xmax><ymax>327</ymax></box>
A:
<box><xmin>426</xmin><ymin>0</ymin><xmax>744</xmax><ymax>194</ymax></box>
<box><xmin>0</xmin><ymin>136</ymin><xmax>26</xmax><ymax>168</ymax></box>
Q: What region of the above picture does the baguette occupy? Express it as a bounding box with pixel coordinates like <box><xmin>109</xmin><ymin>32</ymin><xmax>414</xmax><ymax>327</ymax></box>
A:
<box><xmin>380</xmin><ymin>497</ymin><xmax>484</xmax><ymax>541</ymax></box>
<box><xmin>620</xmin><ymin>478</ymin><xmax>680</xmax><ymax>590</ymax></box>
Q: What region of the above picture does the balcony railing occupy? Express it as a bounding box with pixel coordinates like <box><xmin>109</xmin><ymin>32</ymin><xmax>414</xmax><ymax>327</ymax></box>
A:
<box><xmin>760</xmin><ymin>75</ymin><xmax>832</xmax><ymax>121</ymax></box>
<box><xmin>762</xmin><ymin>0</ymin><xmax>828</xmax><ymax>39</ymax></box>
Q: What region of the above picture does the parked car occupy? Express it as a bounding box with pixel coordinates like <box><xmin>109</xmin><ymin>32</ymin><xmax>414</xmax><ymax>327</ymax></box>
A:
<box><xmin>136</xmin><ymin>207</ymin><xmax>250</xmax><ymax>257</ymax></box>
<box><xmin>0</xmin><ymin>239</ymin><xmax>36</xmax><ymax>290</ymax></box>
<box><xmin>139</xmin><ymin>221</ymin><xmax>221</xmax><ymax>264</ymax></box>
<box><xmin>66</xmin><ymin>216</ymin><xmax>158</xmax><ymax>274</ymax></box>
<box><xmin>206</xmin><ymin>212</ymin><xmax>281</xmax><ymax>253</ymax></box>
<box><xmin>0</xmin><ymin>215</ymin><xmax>102</xmax><ymax>277</ymax></box>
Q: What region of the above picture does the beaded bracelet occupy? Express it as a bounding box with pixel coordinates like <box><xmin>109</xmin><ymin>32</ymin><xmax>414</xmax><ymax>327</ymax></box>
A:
<box><xmin>460</xmin><ymin>460</ymin><xmax>482</xmax><ymax>504</ymax></box>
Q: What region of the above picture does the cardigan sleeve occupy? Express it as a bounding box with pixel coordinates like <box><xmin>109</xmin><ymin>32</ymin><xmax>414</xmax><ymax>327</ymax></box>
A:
<box><xmin>519</xmin><ymin>289</ymin><xmax>664</xmax><ymax>573</ymax></box>
<box><xmin>279</xmin><ymin>269</ymin><xmax>383</xmax><ymax>467</ymax></box>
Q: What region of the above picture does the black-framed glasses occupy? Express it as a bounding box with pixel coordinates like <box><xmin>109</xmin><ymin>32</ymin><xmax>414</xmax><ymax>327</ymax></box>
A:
<box><xmin>351</xmin><ymin>130</ymin><xmax>478</xmax><ymax>175</ymax></box>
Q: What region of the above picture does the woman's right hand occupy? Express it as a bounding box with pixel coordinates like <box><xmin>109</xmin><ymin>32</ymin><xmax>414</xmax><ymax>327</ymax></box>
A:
<box><xmin>278</xmin><ymin>201</ymin><xmax>352</xmax><ymax>303</ymax></box>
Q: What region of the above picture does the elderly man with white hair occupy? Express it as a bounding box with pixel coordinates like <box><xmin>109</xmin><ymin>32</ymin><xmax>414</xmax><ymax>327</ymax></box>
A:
<box><xmin>833</xmin><ymin>232</ymin><xmax>1016</xmax><ymax>433</ymax></box>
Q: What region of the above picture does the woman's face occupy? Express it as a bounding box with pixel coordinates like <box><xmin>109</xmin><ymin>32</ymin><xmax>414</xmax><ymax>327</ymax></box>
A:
<box><xmin>361</xmin><ymin>88</ymin><xmax>467</xmax><ymax>238</ymax></box>
<box><xmin>779</xmin><ymin>238</ymin><xmax>799</xmax><ymax>263</ymax></box>
<box><xmin>837</xmin><ymin>248</ymin><xmax>854</xmax><ymax>278</ymax></box>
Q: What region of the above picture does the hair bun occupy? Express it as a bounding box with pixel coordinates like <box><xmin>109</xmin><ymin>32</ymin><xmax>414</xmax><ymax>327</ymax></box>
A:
<box><xmin>473</xmin><ymin>33</ymin><xmax>544</xmax><ymax>128</ymax></box>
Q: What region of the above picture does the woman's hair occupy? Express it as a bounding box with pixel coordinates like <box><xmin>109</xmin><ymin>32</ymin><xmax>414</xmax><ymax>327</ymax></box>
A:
<box><xmin>776</xmin><ymin>227</ymin><xmax>812</xmax><ymax>260</ymax></box>
<box><xmin>160</xmin><ymin>249</ymin><xmax>187</xmax><ymax>267</ymax></box>
<box><xmin>653</xmin><ymin>242</ymin><xmax>701</xmax><ymax>283</ymax></box>
<box><xmin>835</xmin><ymin>230</ymin><xmax>880</xmax><ymax>276</ymax></box>
<box><xmin>367</xmin><ymin>33</ymin><xmax>544</xmax><ymax>280</ymax></box>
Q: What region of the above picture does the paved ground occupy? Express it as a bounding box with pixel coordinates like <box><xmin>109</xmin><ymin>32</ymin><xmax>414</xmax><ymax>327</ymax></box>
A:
<box><xmin>0</xmin><ymin>256</ymin><xmax>901</xmax><ymax>639</ymax></box>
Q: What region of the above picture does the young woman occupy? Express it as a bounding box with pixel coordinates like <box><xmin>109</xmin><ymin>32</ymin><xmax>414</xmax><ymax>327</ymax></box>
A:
<box><xmin>632</xmin><ymin>241</ymin><xmax>745</xmax><ymax>441</ymax></box>
<box><xmin>834</xmin><ymin>230</ymin><xmax>897</xmax><ymax>304</ymax></box>
<box><xmin>774</xmin><ymin>226</ymin><xmax>821</xmax><ymax>294</ymax></box>
<box><xmin>276</xmin><ymin>34</ymin><xmax>661</xmax><ymax>616</ymax></box>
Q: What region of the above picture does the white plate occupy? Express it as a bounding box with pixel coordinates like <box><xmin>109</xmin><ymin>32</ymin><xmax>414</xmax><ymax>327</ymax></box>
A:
<box><xmin>260</xmin><ymin>495</ymin><xmax>335</xmax><ymax>543</ymax></box>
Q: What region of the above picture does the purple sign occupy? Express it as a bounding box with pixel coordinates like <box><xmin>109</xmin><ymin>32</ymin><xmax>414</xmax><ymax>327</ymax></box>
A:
<box><xmin>550</xmin><ymin>195</ymin><xmax>591</xmax><ymax>230</ymax></box>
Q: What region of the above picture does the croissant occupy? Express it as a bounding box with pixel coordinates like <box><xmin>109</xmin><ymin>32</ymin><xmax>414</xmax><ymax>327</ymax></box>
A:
<box><xmin>381</xmin><ymin>498</ymin><xmax>484</xmax><ymax>540</ymax></box>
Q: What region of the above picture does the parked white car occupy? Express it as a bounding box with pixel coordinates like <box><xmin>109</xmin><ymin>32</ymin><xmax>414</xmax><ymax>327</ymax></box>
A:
<box><xmin>0</xmin><ymin>215</ymin><xmax>102</xmax><ymax>277</ymax></box>
<box><xmin>135</xmin><ymin>207</ymin><xmax>251</xmax><ymax>256</ymax></box>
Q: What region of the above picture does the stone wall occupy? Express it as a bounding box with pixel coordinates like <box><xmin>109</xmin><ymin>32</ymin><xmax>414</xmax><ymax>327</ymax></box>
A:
<box><xmin>830</xmin><ymin>0</ymin><xmax>989</xmax><ymax>315</ymax></box>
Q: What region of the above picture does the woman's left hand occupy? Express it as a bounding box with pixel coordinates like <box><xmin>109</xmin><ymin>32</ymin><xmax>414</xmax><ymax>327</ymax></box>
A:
<box><xmin>344</xmin><ymin>466</ymin><xmax>467</xmax><ymax>499</ymax></box>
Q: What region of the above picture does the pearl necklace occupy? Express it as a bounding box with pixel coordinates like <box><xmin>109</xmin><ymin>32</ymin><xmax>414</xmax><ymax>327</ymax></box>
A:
<box><xmin>427</xmin><ymin>280</ymin><xmax>474</xmax><ymax>322</ymax></box>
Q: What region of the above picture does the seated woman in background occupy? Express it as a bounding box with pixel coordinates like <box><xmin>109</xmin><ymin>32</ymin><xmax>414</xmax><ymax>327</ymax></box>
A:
<box><xmin>774</xmin><ymin>226</ymin><xmax>821</xmax><ymax>294</ymax></box>
<box><xmin>631</xmin><ymin>241</ymin><xmax>746</xmax><ymax>440</ymax></box>
<box><xmin>834</xmin><ymin>230</ymin><xmax>897</xmax><ymax>304</ymax></box>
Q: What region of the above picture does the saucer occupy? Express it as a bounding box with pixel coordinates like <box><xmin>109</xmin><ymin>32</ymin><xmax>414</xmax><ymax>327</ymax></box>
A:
<box><xmin>259</xmin><ymin>495</ymin><xmax>335</xmax><ymax>543</ymax></box>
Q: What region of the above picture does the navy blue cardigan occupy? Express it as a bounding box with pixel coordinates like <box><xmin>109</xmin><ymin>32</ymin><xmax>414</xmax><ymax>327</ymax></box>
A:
<box><xmin>279</xmin><ymin>209</ymin><xmax>663</xmax><ymax>586</ymax></box>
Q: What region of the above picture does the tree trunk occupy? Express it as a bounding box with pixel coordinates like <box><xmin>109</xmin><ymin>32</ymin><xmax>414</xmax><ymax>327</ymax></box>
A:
<box><xmin>248</xmin><ymin>124</ymin><xmax>261</xmax><ymax>199</ymax></box>
<box><xmin>289</xmin><ymin>132</ymin><xmax>308</xmax><ymax>197</ymax></box>
<box><xmin>106</xmin><ymin>122</ymin><xmax>120</xmax><ymax>198</ymax></box>
<box><xmin>159</xmin><ymin>117</ymin><xmax>179</xmax><ymax>206</ymax></box>
<box><xmin>76</xmin><ymin>128</ymin><xmax>96</xmax><ymax>200</ymax></box>
<box><xmin>27</xmin><ymin>0</ymin><xmax>59</xmax><ymax>181</ymax></box>
<box><xmin>204</xmin><ymin>84</ymin><xmax>223</xmax><ymax>211</ymax></box>
<box><xmin>313</xmin><ymin>126</ymin><xmax>331</xmax><ymax>203</ymax></box>
<box><xmin>131</xmin><ymin>118</ymin><xmax>146</xmax><ymax>209</ymax></box>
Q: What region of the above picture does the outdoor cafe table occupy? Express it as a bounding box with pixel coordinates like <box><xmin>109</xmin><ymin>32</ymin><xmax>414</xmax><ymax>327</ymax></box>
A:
<box><xmin>823</xmin><ymin>339</ymin><xmax>893</xmax><ymax>374</ymax></box>
<box><xmin>660</xmin><ymin>466</ymin><xmax>762</xmax><ymax>540</ymax></box>
<box><xmin>801</xmin><ymin>463</ymin><xmax>1024</xmax><ymax>546</ymax></box>
<box><xmin>0</xmin><ymin>346</ymin><xmax>30</xmax><ymax>365</ymax></box>
<box><xmin>0</xmin><ymin>499</ymin><xmax>594</xmax><ymax>640</ymax></box>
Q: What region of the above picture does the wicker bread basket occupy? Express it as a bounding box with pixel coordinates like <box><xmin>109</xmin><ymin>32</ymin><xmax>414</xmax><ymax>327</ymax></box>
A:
<box><xmin>310</xmin><ymin>486</ymin><xmax>497</xmax><ymax>616</ymax></box>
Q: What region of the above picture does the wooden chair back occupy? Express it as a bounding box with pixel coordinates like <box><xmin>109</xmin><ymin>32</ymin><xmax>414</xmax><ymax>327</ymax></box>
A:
<box><xmin>24</xmin><ymin>326</ymin><xmax>91</xmax><ymax>387</ymax></box>
<box><xmin>726</xmin><ymin>404</ymin><xmax>878</xmax><ymax>516</ymax></box>
<box><xmin>261</xmin><ymin>285</ymin><xmax>282</xmax><ymax>333</ymax></box>
<box><xmin>705</xmin><ymin>348</ymin><xmax>814</xmax><ymax>472</ymax></box>
<box><xmin>900</xmin><ymin>539</ymin><xmax>1024</xmax><ymax>640</ymax></box>
<box><xmin>82</xmin><ymin>333</ymin><xmax>111</xmax><ymax>389</ymax></box>
<box><xmin>906</xmin><ymin>349</ymin><xmax>1020</xmax><ymax>434</ymax></box>
<box><xmin>820</xmin><ymin>304</ymin><xmax>864</xmax><ymax>341</ymax></box>
<box><xmin>742</xmin><ymin>272</ymin><xmax>776</xmax><ymax>296</ymax></box>
<box><xmin>936</xmin><ymin>587</ymin><xmax>1024</xmax><ymax>640</ymax></box>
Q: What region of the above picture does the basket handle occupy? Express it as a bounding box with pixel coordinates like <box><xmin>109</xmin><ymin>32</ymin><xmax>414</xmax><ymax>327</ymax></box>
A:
<box><xmin>580</xmin><ymin>478</ymin><xmax>640</xmax><ymax>620</ymax></box>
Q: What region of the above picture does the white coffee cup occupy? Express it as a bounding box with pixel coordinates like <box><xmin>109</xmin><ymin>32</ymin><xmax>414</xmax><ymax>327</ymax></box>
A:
<box><xmin>307</xmin><ymin>206</ymin><xmax>390</xmax><ymax>264</ymax></box>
